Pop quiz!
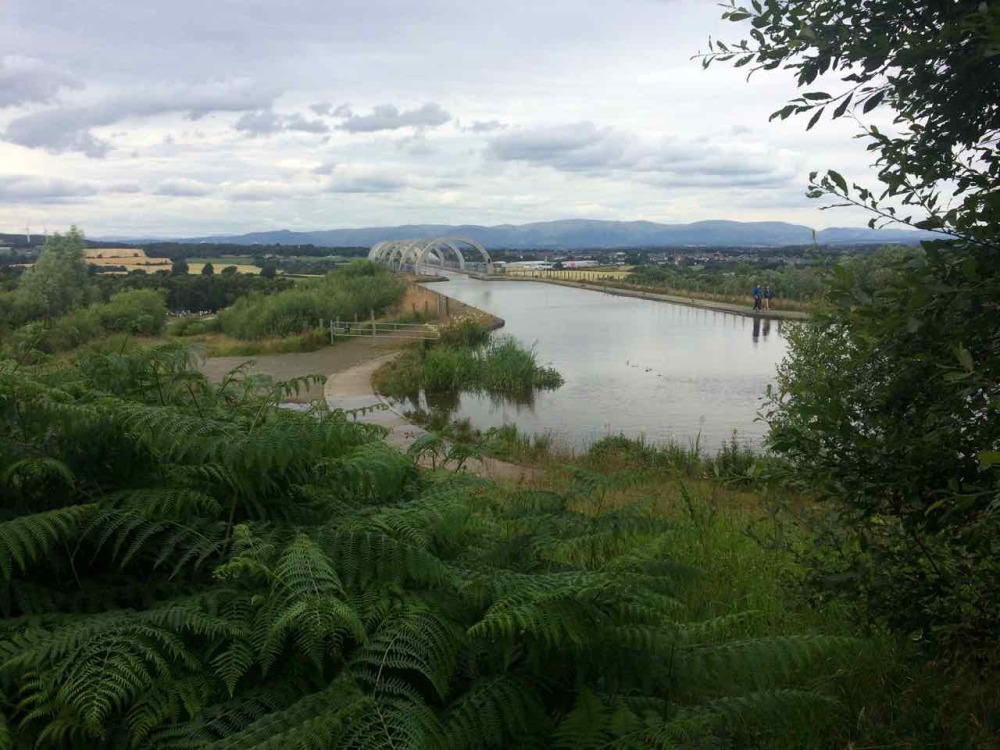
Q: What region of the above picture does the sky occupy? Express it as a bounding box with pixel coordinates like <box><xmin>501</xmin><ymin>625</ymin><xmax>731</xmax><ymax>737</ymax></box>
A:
<box><xmin>0</xmin><ymin>0</ymin><xmax>887</xmax><ymax>237</ymax></box>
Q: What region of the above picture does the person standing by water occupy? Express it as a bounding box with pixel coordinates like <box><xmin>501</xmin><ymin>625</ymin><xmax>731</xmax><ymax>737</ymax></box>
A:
<box><xmin>752</xmin><ymin>283</ymin><xmax>762</xmax><ymax>311</ymax></box>
<box><xmin>764</xmin><ymin>285</ymin><xmax>773</xmax><ymax>310</ymax></box>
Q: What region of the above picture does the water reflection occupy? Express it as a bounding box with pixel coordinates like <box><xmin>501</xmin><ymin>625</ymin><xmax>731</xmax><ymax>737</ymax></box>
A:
<box><xmin>751</xmin><ymin>317</ymin><xmax>773</xmax><ymax>344</ymax></box>
<box><xmin>419</xmin><ymin>275</ymin><xmax>788</xmax><ymax>450</ymax></box>
<box><xmin>389</xmin><ymin>388</ymin><xmax>538</xmax><ymax>430</ymax></box>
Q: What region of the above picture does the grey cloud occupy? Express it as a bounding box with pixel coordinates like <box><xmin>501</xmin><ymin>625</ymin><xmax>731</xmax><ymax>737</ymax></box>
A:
<box><xmin>227</xmin><ymin>181</ymin><xmax>325</xmax><ymax>201</ymax></box>
<box><xmin>234</xmin><ymin>110</ymin><xmax>284</xmax><ymax>137</ymax></box>
<box><xmin>0</xmin><ymin>56</ymin><xmax>82</xmax><ymax>108</ymax></box>
<box><xmin>488</xmin><ymin>122</ymin><xmax>630</xmax><ymax>171</ymax></box>
<box><xmin>464</xmin><ymin>120</ymin><xmax>506</xmax><ymax>133</ymax></box>
<box><xmin>338</xmin><ymin>103</ymin><xmax>451</xmax><ymax>133</ymax></box>
<box><xmin>285</xmin><ymin>113</ymin><xmax>329</xmax><ymax>133</ymax></box>
<box><xmin>235</xmin><ymin>110</ymin><xmax>329</xmax><ymax>137</ymax></box>
<box><xmin>0</xmin><ymin>175</ymin><xmax>98</xmax><ymax>202</ymax></box>
<box><xmin>3</xmin><ymin>80</ymin><xmax>274</xmax><ymax>156</ymax></box>
<box><xmin>310</xmin><ymin>101</ymin><xmax>331</xmax><ymax>116</ymax></box>
<box><xmin>327</xmin><ymin>174</ymin><xmax>408</xmax><ymax>193</ymax></box>
<box><xmin>154</xmin><ymin>178</ymin><xmax>213</xmax><ymax>196</ymax></box>
<box><xmin>489</xmin><ymin>122</ymin><xmax>796</xmax><ymax>187</ymax></box>
<box><xmin>108</xmin><ymin>181</ymin><xmax>143</xmax><ymax>194</ymax></box>
<box><xmin>312</xmin><ymin>161</ymin><xmax>337</xmax><ymax>175</ymax></box>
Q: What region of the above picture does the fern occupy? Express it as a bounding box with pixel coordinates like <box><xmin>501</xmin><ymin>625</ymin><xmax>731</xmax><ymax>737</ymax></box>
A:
<box><xmin>206</xmin><ymin>676</ymin><xmax>367</xmax><ymax>749</ymax></box>
<box><xmin>0</xmin><ymin>504</ymin><xmax>94</xmax><ymax>580</ymax></box>
<box><xmin>353</xmin><ymin>606</ymin><xmax>462</xmax><ymax>701</ymax></box>
<box><xmin>442</xmin><ymin>673</ymin><xmax>547</xmax><ymax>750</ymax></box>
<box><xmin>0</xmin><ymin>344</ymin><xmax>872</xmax><ymax>748</ymax></box>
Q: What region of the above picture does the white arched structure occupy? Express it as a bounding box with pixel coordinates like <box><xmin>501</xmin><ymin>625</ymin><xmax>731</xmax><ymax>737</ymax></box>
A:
<box><xmin>369</xmin><ymin>236</ymin><xmax>494</xmax><ymax>275</ymax></box>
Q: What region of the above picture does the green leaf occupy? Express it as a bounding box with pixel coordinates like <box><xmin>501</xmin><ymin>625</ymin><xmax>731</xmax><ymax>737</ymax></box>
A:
<box><xmin>802</xmin><ymin>92</ymin><xmax>831</xmax><ymax>100</ymax></box>
<box><xmin>862</xmin><ymin>90</ymin><xmax>885</xmax><ymax>113</ymax></box>
<box><xmin>954</xmin><ymin>345</ymin><xmax>974</xmax><ymax>373</ymax></box>
<box><xmin>827</xmin><ymin>170</ymin><xmax>848</xmax><ymax>193</ymax></box>
<box><xmin>833</xmin><ymin>94</ymin><xmax>853</xmax><ymax>118</ymax></box>
<box><xmin>806</xmin><ymin>108</ymin><xmax>824</xmax><ymax>130</ymax></box>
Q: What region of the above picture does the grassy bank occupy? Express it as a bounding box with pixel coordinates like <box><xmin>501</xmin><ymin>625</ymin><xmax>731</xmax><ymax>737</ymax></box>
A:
<box><xmin>374</xmin><ymin>319</ymin><xmax>562</xmax><ymax>399</ymax></box>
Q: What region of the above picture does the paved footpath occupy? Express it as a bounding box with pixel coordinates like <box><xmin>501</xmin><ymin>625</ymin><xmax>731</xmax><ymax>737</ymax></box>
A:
<box><xmin>464</xmin><ymin>273</ymin><xmax>808</xmax><ymax>321</ymax></box>
<box><xmin>324</xmin><ymin>353</ymin><xmax>539</xmax><ymax>483</ymax></box>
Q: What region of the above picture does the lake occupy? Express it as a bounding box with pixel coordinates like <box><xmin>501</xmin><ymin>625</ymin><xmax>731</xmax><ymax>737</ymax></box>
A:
<box><xmin>397</xmin><ymin>275</ymin><xmax>790</xmax><ymax>452</ymax></box>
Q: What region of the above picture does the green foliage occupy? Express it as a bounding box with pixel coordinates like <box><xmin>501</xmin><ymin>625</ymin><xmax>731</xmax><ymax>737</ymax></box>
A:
<box><xmin>436</xmin><ymin>319</ymin><xmax>490</xmax><ymax>349</ymax></box>
<box><xmin>627</xmin><ymin>258</ymin><xmax>827</xmax><ymax>307</ymax></box>
<box><xmin>15</xmin><ymin>227</ymin><xmax>93</xmax><ymax>321</ymax></box>
<box><xmin>97</xmin><ymin>272</ymin><xmax>295</xmax><ymax>314</ymax></box>
<box><xmin>0</xmin><ymin>344</ymin><xmax>862</xmax><ymax>747</ymax></box>
<box><xmin>378</xmin><ymin>330</ymin><xmax>563</xmax><ymax>402</ymax></box>
<box><xmin>3</xmin><ymin>289</ymin><xmax>168</xmax><ymax>358</ymax></box>
<box><xmin>217</xmin><ymin>261</ymin><xmax>405</xmax><ymax>340</ymax></box>
<box><xmin>707</xmin><ymin>0</ymin><xmax>1000</xmax><ymax>659</ymax></box>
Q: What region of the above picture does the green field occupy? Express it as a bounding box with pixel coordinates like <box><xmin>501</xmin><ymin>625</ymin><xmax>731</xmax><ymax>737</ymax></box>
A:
<box><xmin>188</xmin><ymin>255</ymin><xmax>257</xmax><ymax>266</ymax></box>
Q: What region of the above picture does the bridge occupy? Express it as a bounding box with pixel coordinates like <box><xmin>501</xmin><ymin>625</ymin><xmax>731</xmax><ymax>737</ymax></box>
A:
<box><xmin>368</xmin><ymin>236</ymin><xmax>494</xmax><ymax>275</ymax></box>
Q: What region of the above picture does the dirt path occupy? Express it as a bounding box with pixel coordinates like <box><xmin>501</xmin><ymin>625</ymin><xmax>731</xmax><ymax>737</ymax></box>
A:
<box><xmin>197</xmin><ymin>338</ymin><xmax>405</xmax><ymax>403</ymax></box>
<box><xmin>324</xmin><ymin>354</ymin><xmax>540</xmax><ymax>484</ymax></box>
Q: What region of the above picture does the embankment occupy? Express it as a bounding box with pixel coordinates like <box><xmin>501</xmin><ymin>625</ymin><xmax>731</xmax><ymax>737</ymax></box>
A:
<box><xmin>461</xmin><ymin>272</ymin><xmax>808</xmax><ymax>321</ymax></box>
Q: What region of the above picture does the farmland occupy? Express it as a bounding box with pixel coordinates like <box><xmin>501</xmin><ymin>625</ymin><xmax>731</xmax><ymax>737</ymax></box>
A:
<box><xmin>83</xmin><ymin>247</ymin><xmax>172</xmax><ymax>272</ymax></box>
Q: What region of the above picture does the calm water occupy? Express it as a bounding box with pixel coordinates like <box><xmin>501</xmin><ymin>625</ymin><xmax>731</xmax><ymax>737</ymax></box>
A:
<box><xmin>403</xmin><ymin>275</ymin><xmax>789</xmax><ymax>451</ymax></box>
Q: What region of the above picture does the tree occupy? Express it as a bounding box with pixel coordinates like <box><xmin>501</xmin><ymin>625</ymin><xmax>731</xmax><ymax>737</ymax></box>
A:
<box><xmin>171</xmin><ymin>258</ymin><xmax>189</xmax><ymax>275</ymax></box>
<box><xmin>259</xmin><ymin>263</ymin><xmax>277</xmax><ymax>279</ymax></box>
<box><xmin>16</xmin><ymin>226</ymin><xmax>92</xmax><ymax>320</ymax></box>
<box><xmin>706</xmin><ymin>1</ymin><xmax>1000</xmax><ymax>654</ymax></box>
<box><xmin>201</xmin><ymin>261</ymin><xmax>215</xmax><ymax>276</ymax></box>
<box><xmin>221</xmin><ymin>264</ymin><xmax>238</xmax><ymax>275</ymax></box>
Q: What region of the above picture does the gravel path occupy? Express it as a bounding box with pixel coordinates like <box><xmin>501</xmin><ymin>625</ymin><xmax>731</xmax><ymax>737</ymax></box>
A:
<box><xmin>197</xmin><ymin>338</ymin><xmax>404</xmax><ymax>403</ymax></box>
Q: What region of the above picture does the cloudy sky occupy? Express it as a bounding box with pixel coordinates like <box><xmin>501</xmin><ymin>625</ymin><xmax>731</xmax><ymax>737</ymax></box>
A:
<box><xmin>0</xmin><ymin>0</ymin><xmax>883</xmax><ymax>237</ymax></box>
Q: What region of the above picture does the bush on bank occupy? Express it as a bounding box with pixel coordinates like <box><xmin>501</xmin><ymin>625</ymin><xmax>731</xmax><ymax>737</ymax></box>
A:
<box><xmin>217</xmin><ymin>261</ymin><xmax>406</xmax><ymax>340</ymax></box>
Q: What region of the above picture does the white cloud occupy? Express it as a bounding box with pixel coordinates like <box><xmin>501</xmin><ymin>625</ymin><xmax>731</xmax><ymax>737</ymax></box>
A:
<box><xmin>0</xmin><ymin>0</ymin><xmax>889</xmax><ymax>233</ymax></box>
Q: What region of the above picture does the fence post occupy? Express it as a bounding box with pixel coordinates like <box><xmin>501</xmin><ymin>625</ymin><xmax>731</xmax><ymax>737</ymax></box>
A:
<box><xmin>331</xmin><ymin>318</ymin><xmax>337</xmax><ymax>344</ymax></box>
<box><xmin>370</xmin><ymin>310</ymin><xmax>376</xmax><ymax>339</ymax></box>
<box><xmin>445</xmin><ymin>297</ymin><xmax>450</xmax><ymax>316</ymax></box>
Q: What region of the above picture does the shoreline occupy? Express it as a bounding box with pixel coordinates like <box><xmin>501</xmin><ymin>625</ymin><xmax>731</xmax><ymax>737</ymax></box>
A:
<box><xmin>453</xmin><ymin>272</ymin><xmax>808</xmax><ymax>321</ymax></box>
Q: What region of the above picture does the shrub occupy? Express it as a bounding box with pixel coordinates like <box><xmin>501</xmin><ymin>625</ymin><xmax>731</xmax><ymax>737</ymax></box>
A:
<box><xmin>217</xmin><ymin>261</ymin><xmax>406</xmax><ymax>340</ymax></box>
<box><xmin>92</xmin><ymin>289</ymin><xmax>168</xmax><ymax>335</ymax></box>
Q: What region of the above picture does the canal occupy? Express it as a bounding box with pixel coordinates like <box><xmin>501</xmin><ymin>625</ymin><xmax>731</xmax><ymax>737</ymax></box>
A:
<box><xmin>411</xmin><ymin>275</ymin><xmax>790</xmax><ymax>451</ymax></box>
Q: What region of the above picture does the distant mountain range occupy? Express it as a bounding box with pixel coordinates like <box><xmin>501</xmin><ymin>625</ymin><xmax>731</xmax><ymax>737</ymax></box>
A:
<box><xmin>110</xmin><ymin>219</ymin><xmax>939</xmax><ymax>250</ymax></box>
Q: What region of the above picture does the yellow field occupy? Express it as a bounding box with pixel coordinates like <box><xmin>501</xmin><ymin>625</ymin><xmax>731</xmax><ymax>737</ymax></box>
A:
<box><xmin>84</xmin><ymin>248</ymin><xmax>172</xmax><ymax>272</ymax></box>
<box><xmin>503</xmin><ymin>267</ymin><xmax>633</xmax><ymax>281</ymax></box>
<box><xmin>187</xmin><ymin>263</ymin><xmax>261</xmax><ymax>275</ymax></box>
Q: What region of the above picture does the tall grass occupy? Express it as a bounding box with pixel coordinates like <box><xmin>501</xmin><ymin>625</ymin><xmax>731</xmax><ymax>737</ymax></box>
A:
<box><xmin>374</xmin><ymin>319</ymin><xmax>563</xmax><ymax>402</ymax></box>
<box><xmin>217</xmin><ymin>260</ymin><xmax>405</xmax><ymax>340</ymax></box>
<box><xmin>422</xmin><ymin>335</ymin><xmax>563</xmax><ymax>393</ymax></box>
